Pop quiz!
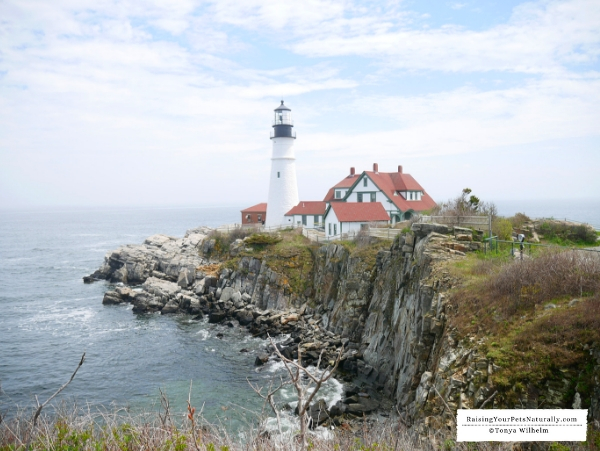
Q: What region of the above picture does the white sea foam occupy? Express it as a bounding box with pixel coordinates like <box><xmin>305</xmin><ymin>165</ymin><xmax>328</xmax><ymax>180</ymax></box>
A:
<box><xmin>197</xmin><ymin>329</ymin><xmax>210</xmax><ymax>340</ymax></box>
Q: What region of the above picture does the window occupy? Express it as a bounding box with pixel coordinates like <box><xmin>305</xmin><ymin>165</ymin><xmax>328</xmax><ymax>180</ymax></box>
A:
<box><xmin>333</xmin><ymin>224</ymin><xmax>337</xmax><ymax>235</ymax></box>
<box><xmin>257</xmin><ymin>215</ymin><xmax>262</xmax><ymax>221</ymax></box>
<box><xmin>335</xmin><ymin>190</ymin><xmax>341</xmax><ymax>199</ymax></box>
<box><xmin>363</xmin><ymin>178</ymin><xmax>367</xmax><ymax>187</ymax></box>
<box><xmin>277</xmin><ymin>172</ymin><xmax>280</xmax><ymax>178</ymax></box>
<box><xmin>246</xmin><ymin>214</ymin><xmax>251</xmax><ymax>223</ymax></box>
<box><xmin>328</xmin><ymin>223</ymin><xmax>331</xmax><ymax>235</ymax></box>
<box><xmin>357</xmin><ymin>193</ymin><xmax>363</xmax><ymax>202</ymax></box>
<box><xmin>314</xmin><ymin>215</ymin><xmax>319</xmax><ymax>224</ymax></box>
<box><xmin>361</xmin><ymin>223</ymin><xmax>369</xmax><ymax>230</ymax></box>
<box><xmin>302</xmin><ymin>215</ymin><xmax>307</xmax><ymax>226</ymax></box>
<box><xmin>370</xmin><ymin>192</ymin><xmax>376</xmax><ymax>202</ymax></box>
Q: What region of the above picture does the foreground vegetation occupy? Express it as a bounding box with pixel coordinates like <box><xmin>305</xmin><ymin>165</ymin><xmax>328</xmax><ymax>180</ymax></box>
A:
<box><xmin>448</xmin><ymin>248</ymin><xmax>600</xmax><ymax>410</ymax></box>
<box><xmin>1</xmin><ymin>405</ymin><xmax>597</xmax><ymax>451</ymax></box>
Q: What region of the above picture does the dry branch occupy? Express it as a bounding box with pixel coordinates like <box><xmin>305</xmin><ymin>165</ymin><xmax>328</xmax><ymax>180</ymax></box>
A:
<box><xmin>25</xmin><ymin>352</ymin><xmax>85</xmax><ymax>451</ymax></box>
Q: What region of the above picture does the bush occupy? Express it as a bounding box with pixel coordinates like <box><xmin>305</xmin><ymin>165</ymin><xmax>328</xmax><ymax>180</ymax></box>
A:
<box><xmin>492</xmin><ymin>218</ymin><xmax>513</xmax><ymax>240</ymax></box>
<box><xmin>537</xmin><ymin>221</ymin><xmax>597</xmax><ymax>245</ymax></box>
<box><xmin>244</xmin><ymin>233</ymin><xmax>282</xmax><ymax>246</ymax></box>
<box><xmin>509</xmin><ymin>212</ymin><xmax>531</xmax><ymax>229</ymax></box>
<box><xmin>486</xmin><ymin>250</ymin><xmax>600</xmax><ymax>315</ymax></box>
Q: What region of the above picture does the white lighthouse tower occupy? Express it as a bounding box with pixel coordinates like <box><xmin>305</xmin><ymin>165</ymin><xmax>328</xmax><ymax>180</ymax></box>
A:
<box><xmin>265</xmin><ymin>101</ymin><xmax>299</xmax><ymax>227</ymax></box>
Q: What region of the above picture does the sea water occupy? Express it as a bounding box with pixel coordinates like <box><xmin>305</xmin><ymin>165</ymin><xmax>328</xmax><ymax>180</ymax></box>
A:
<box><xmin>0</xmin><ymin>206</ymin><xmax>341</xmax><ymax>429</ymax></box>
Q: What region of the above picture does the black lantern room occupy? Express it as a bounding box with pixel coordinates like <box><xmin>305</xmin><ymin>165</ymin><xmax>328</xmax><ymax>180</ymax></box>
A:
<box><xmin>271</xmin><ymin>100</ymin><xmax>296</xmax><ymax>139</ymax></box>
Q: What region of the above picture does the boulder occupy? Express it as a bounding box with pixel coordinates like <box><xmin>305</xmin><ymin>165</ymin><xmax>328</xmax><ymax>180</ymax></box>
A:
<box><xmin>236</xmin><ymin>310</ymin><xmax>255</xmax><ymax>326</ymax></box>
<box><xmin>161</xmin><ymin>299</ymin><xmax>179</xmax><ymax>314</ymax></box>
<box><xmin>307</xmin><ymin>399</ymin><xmax>330</xmax><ymax>428</ymax></box>
<box><xmin>177</xmin><ymin>268</ymin><xmax>194</xmax><ymax>288</ymax></box>
<box><xmin>115</xmin><ymin>286</ymin><xmax>136</xmax><ymax>302</ymax></box>
<box><xmin>143</xmin><ymin>277</ymin><xmax>181</xmax><ymax>300</ymax></box>
<box><xmin>102</xmin><ymin>291</ymin><xmax>123</xmax><ymax>305</ymax></box>
<box><xmin>231</xmin><ymin>291</ymin><xmax>242</xmax><ymax>304</ymax></box>
<box><xmin>220</xmin><ymin>287</ymin><xmax>236</xmax><ymax>302</ymax></box>
<box><xmin>208</xmin><ymin>311</ymin><xmax>227</xmax><ymax>323</ymax></box>
<box><xmin>255</xmin><ymin>353</ymin><xmax>270</xmax><ymax>366</ymax></box>
<box><xmin>411</xmin><ymin>223</ymin><xmax>449</xmax><ymax>237</ymax></box>
<box><xmin>345</xmin><ymin>397</ymin><xmax>380</xmax><ymax>414</ymax></box>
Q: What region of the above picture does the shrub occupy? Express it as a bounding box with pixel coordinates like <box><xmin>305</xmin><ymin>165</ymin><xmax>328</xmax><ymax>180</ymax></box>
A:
<box><xmin>245</xmin><ymin>233</ymin><xmax>282</xmax><ymax>246</ymax></box>
<box><xmin>509</xmin><ymin>212</ymin><xmax>531</xmax><ymax>229</ymax></box>
<box><xmin>492</xmin><ymin>218</ymin><xmax>513</xmax><ymax>241</ymax></box>
<box><xmin>537</xmin><ymin>221</ymin><xmax>597</xmax><ymax>245</ymax></box>
<box><xmin>486</xmin><ymin>250</ymin><xmax>600</xmax><ymax>315</ymax></box>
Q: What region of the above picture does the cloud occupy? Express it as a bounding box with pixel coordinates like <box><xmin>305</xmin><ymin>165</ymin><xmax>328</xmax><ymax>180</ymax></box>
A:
<box><xmin>291</xmin><ymin>0</ymin><xmax>600</xmax><ymax>74</ymax></box>
<box><xmin>0</xmin><ymin>0</ymin><xmax>599</xmax><ymax>207</ymax></box>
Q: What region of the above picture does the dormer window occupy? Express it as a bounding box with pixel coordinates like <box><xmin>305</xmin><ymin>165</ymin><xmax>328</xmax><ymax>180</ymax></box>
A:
<box><xmin>335</xmin><ymin>190</ymin><xmax>342</xmax><ymax>199</ymax></box>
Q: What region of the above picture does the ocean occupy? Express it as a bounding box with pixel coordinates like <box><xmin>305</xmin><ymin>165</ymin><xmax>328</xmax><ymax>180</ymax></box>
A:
<box><xmin>0</xmin><ymin>206</ymin><xmax>341</xmax><ymax>429</ymax></box>
<box><xmin>0</xmin><ymin>200</ymin><xmax>598</xmax><ymax>425</ymax></box>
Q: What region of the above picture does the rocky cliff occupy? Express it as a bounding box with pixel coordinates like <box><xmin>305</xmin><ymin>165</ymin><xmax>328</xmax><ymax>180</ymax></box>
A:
<box><xmin>86</xmin><ymin>223</ymin><xmax>599</xmax><ymax>429</ymax></box>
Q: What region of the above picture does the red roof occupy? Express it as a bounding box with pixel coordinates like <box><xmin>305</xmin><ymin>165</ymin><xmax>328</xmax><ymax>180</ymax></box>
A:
<box><xmin>285</xmin><ymin>201</ymin><xmax>327</xmax><ymax>216</ymax></box>
<box><xmin>241</xmin><ymin>202</ymin><xmax>267</xmax><ymax>213</ymax></box>
<box><xmin>323</xmin><ymin>174</ymin><xmax>359</xmax><ymax>202</ymax></box>
<box><xmin>329</xmin><ymin>202</ymin><xmax>390</xmax><ymax>222</ymax></box>
<box><xmin>322</xmin><ymin>169</ymin><xmax>435</xmax><ymax>212</ymax></box>
<box><xmin>364</xmin><ymin>171</ymin><xmax>436</xmax><ymax>212</ymax></box>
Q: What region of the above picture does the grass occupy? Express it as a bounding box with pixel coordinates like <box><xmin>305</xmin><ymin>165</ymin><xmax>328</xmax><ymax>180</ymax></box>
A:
<box><xmin>219</xmin><ymin>229</ymin><xmax>392</xmax><ymax>298</ymax></box>
<box><xmin>536</xmin><ymin>221</ymin><xmax>599</xmax><ymax>247</ymax></box>
<box><xmin>3</xmin><ymin>404</ymin><xmax>597</xmax><ymax>451</ymax></box>
<box><xmin>447</xmin><ymin>249</ymin><xmax>600</xmax><ymax>408</ymax></box>
<box><xmin>231</xmin><ymin>229</ymin><xmax>318</xmax><ymax>296</ymax></box>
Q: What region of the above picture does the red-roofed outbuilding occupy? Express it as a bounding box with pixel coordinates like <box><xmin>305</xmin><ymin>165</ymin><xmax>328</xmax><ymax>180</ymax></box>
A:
<box><xmin>241</xmin><ymin>203</ymin><xmax>267</xmax><ymax>225</ymax></box>
<box><xmin>284</xmin><ymin>201</ymin><xmax>327</xmax><ymax>228</ymax></box>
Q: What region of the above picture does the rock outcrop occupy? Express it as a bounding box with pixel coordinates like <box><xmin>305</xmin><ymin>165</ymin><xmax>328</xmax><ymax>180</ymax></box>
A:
<box><xmin>85</xmin><ymin>228</ymin><xmax>212</xmax><ymax>285</ymax></box>
<box><xmin>88</xmin><ymin>222</ymin><xmax>600</xmax><ymax>430</ymax></box>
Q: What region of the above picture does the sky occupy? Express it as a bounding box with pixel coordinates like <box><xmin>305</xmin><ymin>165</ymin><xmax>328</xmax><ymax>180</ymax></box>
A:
<box><xmin>1</xmin><ymin>0</ymin><xmax>599</xmax><ymax>209</ymax></box>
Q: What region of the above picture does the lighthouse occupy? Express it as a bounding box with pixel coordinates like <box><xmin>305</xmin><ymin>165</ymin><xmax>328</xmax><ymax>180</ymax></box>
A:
<box><xmin>265</xmin><ymin>101</ymin><xmax>299</xmax><ymax>227</ymax></box>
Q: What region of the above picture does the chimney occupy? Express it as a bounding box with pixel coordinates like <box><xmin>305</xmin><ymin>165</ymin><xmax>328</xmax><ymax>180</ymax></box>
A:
<box><xmin>350</xmin><ymin>167</ymin><xmax>355</xmax><ymax>176</ymax></box>
<box><xmin>373</xmin><ymin>163</ymin><xmax>379</xmax><ymax>173</ymax></box>
<box><xmin>398</xmin><ymin>165</ymin><xmax>403</xmax><ymax>173</ymax></box>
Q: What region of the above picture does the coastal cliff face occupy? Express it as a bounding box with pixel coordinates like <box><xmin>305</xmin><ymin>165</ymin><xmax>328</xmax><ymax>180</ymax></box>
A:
<box><xmin>87</xmin><ymin>224</ymin><xmax>599</xmax><ymax>427</ymax></box>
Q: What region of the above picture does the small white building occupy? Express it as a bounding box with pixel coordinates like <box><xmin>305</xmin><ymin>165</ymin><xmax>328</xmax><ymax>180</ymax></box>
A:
<box><xmin>324</xmin><ymin>202</ymin><xmax>390</xmax><ymax>239</ymax></box>
<box><xmin>284</xmin><ymin>201</ymin><xmax>326</xmax><ymax>228</ymax></box>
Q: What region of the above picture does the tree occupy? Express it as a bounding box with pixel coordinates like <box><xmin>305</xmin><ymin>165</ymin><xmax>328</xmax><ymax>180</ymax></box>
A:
<box><xmin>433</xmin><ymin>188</ymin><xmax>497</xmax><ymax>225</ymax></box>
<box><xmin>252</xmin><ymin>336</ymin><xmax>343</xmax><ymax>450</ymax></box>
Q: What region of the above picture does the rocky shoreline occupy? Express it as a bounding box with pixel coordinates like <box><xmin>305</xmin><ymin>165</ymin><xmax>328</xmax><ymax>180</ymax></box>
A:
<box><xmin>85</xmin><ymin>222</ymin><xmax>600</xmax><ymax>432</ymax></box>
<box><xmin>84</xmin><ymin>226</ymin><xmax>388</xmax><ymax>425</ymax></box>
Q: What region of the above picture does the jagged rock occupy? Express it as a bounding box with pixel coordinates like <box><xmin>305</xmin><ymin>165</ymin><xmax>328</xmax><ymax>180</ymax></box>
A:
<box><xmin>162</xmin><ymin>299</ymin><xmax>179</xmax><ymax>314</ymax></box>
<box><xmin>177</xmin><ymin>268</ymin><xmax>194</xmax><ymax>287</ymax></box>
<box><xmin>85</xmin><ymin>231</ymin><xmax>208</xmax><ymax>284</ymax></box>
<box><xmin>90</xmin><ymin>224</ymin><xmax>600</xmax><ymax>432</ymax></box>
<box><xmin>411</xmin><ymin>223</ymin><xmax>449</xmax><ymax>237</ymax></box>
<box><xmin>220</xmin><ymin>287</ymin><xmax>236</xmax><ymax>302</ymax></box>
<box><xmin>236</xmin><ymin>310</ymin><xmax>254</xmax><ymax>326</ymax></box>
<box><xmin>255</xmin><ymin>353</ymin><xmax>269</xmax><ymax>366</ymax></box>
<box><xmin>307</xmin><ymin>399</ymin><xmax>330</xmax><ymax>428</ymax></box>
<box><xmin>143</xmin><ymin>277</ymin><xmax>180</xmax><ymax>300</ymax></box>
<box><xmin>102</xmin><ymin>291</ymin><xmax>123</xmax><ymax>305</ymax></box>
<box><xmin>208</xmin><ymin>311</ymin><xmax>227</xmax><ymax>323</ymax></box>
<box><xmin>345</xmin><ymin>398</ymin><xmax>379</xmax><ymax>414</ymax></box>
